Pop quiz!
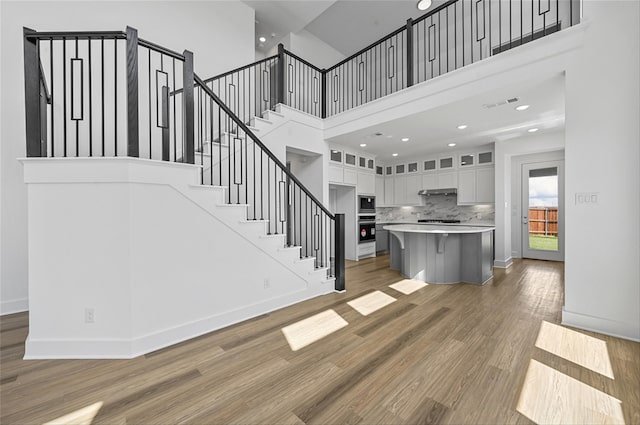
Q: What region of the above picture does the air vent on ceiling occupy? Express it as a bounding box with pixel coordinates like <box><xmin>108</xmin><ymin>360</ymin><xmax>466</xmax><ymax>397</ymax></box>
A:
<box><xmin>364</xmin><ymin>131</ymin><xmax>390</xmax><ymax>139</ymax></box>
<box><xmin>483</xmin><ymin>97</ymin><xmax>520</xmax><ymax>109</ymax></box>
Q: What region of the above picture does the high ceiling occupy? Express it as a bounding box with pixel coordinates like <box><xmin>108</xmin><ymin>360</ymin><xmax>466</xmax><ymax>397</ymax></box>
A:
<box><xmin>248</xmin><ymin>0</ymin><xmax>448</xmax><ymax>55</ymax></box>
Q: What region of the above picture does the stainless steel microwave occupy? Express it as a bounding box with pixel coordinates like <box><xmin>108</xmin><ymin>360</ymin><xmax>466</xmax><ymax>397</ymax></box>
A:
<box><xmin>358</xmin><ymin>196</ymin><xmax>376</xmax><ymax>213</ymax></box>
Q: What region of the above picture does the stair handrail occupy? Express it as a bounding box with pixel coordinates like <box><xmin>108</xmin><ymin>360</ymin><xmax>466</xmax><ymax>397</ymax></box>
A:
<box><xmin>193</xmin><ymin>74</ymin><xmax>334</xmax><ymax>220</ymax></box>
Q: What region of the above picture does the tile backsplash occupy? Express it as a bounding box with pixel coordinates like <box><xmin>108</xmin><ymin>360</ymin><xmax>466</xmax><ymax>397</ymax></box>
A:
<box><xmin>377</xmin><ymin>197</ymin><xmax>495</xmax><ymax>224</ymax></box>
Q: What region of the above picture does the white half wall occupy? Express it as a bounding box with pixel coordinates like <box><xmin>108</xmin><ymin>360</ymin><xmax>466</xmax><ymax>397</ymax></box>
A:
<box><xmin>21</xmin><ymin>157</ymin><xmax>327</xmax><ymax>358</ymax></box>
<box><xmin>0</xmin><ymin>1</ymin><xmax>255</xmax><ymax>315</ymax></box>
<box><xmin>562</xmin><ymin>0</ymin><xmax>640</xmax><ymax>341</ymax></box>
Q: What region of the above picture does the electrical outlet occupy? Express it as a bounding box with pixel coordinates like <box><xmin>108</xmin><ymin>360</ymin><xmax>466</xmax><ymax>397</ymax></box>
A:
<box><xmin>84</xmin><ymin>308</ymin><xmax>95</xmax><ymax>323</ymax></box>
<box><xmin>264</xmin><ymin>278</ymin><xmax>270</xmax><ymax>289</ymax></box>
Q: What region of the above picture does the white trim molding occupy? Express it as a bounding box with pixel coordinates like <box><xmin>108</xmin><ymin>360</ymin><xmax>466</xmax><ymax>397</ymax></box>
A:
<box><xmin>562</xmin><ymin>307</ymin><xmax>640</xmax><ymax>343</ymax></box>
<box><xmin>0</xmin><ymin>298</ymin><xmax>29</xmax><ymax>316</ymax></box>
<box><xmin>494</xmin><ymin>257</ymin><xmax>513</xmax><ymax>269</ymax></box>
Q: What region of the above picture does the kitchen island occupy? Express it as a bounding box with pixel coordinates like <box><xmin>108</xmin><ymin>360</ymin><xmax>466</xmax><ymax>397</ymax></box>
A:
<box><xmin>383</xmin><ymin>224</ymin><xmax>494</xmax><ymax>285</ymax></box>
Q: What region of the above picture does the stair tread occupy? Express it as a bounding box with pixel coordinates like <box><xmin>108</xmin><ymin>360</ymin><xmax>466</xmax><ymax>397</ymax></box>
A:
<box><xmin>252</xmin><ymin>117</ymin><xmax>273</xmax><ymax>125</ymax></box>
<box><xmin>263</xmin><ymin>110</ymin><xmax>284</xmax><ymax>119</ymax></box>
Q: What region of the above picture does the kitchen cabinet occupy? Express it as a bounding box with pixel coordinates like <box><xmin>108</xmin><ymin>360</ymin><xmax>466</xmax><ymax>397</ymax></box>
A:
<box><xmin>384</xmin><ymin>178</ymin><xmax>394</xmax><ymax>206</ymax></box>
<box><xmin>389</xmin><ymin>175</ymin><xmax>421</xmax><ymax>206</ymax></box>
<box><xmin>457</xmin><ymin>166</ymin><xmax>494</xmax><ymax>204</ymax></box>
<box><xmin>343</xmin><ymin>168</ymin><xmax>357</xmax><ymax>185</ymax></box>
<box><xmin>476</xmin><ymin>167</ymin><xmax>495</xmax><ymax>203</ymax></box>
<box><xmin>393</xmin><ymin>175</ymin><xmax>407</xmax><ymax>205</ymax></box>
<box><xmin>376</xmin><ymin>224</ymin><xmax>389</xmax><ymax>253</ymax></box>
<box><xmin>328</xmin><ymin>165</ymin><xmax>343</xmax><ymax>184</ymax></box>
<box><xmin>457</xmin><ymin>169</ymin><xmax>476</xmax><ymax>203</ymax></box>
<box><xmin>375</xmin><ymin>175</ymin><xmax>385</xmax><ymax>201</ymax></box>
<box><xmin>405</xmin><ymin>174</ymin><xmax>422</xmax><ymax>205</ymax></box>
<box><xmin>357</xmin><ymin>172</ymin><xmax>375</xmax><ymax>195</ymax></box>
<box><xmin>422</xmin><ymin>173</ymin><xmax>437</xmax><ymax>190</ymax></box>
<box><xmin>437</xmin><ymin>170</ymin><xmax>458</xmax><ymax>188</ymax></box>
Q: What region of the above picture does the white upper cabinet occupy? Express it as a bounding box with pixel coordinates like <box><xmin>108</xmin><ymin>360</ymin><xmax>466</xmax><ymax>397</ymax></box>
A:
<box><xmin>357</xmin><ymin>172</ymin><xmax>375</xmax><ymax>195</ymax></box>
<box><xmin>437</xmin><ymin>170</ymin><xmax>458</xmax><ymax>188</ymax></box>
<box><xmin>475</xmin><ymin>167</ymin><xmax>495</xmax><ymax>203</ymax></box>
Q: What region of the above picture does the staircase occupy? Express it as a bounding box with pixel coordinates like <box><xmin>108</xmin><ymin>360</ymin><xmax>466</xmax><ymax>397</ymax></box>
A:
<box><xmin>21</xmin><ymin>27</ymin><xmax>344</xmax><ymax>358</ymax></box>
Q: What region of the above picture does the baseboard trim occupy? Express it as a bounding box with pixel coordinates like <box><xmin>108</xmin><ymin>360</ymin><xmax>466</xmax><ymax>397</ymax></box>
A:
<box><xmin>0</xmin><ymin>298</ymin><xmax>29</xmax><ymax>316</ymax></box>
<box><xmin>494</xmin><ymin>257</ymin><xmax>513</xmax><ymax>269</ymax></box>
<box><xmin>562</xmin><ymin>307</ymin><xmax>640</xmax><ymax>342</ymax></box>
<box><xmin>24</xmin><ymin>285</ymin><xmax>333</xmax><ymax>359</ymax></box>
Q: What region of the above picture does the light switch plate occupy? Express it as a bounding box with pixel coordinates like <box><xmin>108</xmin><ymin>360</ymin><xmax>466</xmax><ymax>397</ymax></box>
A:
<box><xmin>575</xmin><ymin>192</ymin><xmax>599</xmax><ymax>205</ymax></box>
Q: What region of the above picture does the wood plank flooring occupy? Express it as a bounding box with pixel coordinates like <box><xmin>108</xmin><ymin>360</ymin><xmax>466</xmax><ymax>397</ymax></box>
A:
<box><xmin>1</xmin><ymin>257</ymin><xmax>639</xmax><ymax>424</ymax></box>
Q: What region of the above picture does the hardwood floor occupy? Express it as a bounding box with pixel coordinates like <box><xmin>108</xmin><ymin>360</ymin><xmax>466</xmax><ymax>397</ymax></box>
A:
<box><xmin>1</xmin><ymin>257</ymin><xmax>639</xmax><ymax>424</ymax></box>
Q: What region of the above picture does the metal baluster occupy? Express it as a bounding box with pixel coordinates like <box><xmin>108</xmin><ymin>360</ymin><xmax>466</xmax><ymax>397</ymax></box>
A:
<box><xmin>50</xmin><ymin>38</ymin><xmax>54</xmax><ymax>157</ymax></box>
<box><xmin>88</xmin><ymin>38</ymin><xmax>93</xmax><ymax>156</ymax></box>
<box><xmin>101</xmin><ymin>38</ymin><xmax>105</xmax><ymax>156</ymax></box>
<box><xmin>114</xmin><ymin>38</ymin><xmax>117</xmax><ymax>156</ymax></box>
<box><xmin>63</xmin><ymin>38</ymin><xmax>67</xmax><ymax>157</ymax></box>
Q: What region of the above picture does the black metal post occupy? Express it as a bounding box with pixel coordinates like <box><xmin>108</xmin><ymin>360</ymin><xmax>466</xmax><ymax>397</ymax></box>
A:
<box><xmin>321</xmin><ymin>69</ymin><xmax>327</xmax><ymax>118</ymax></box>
<box><xmin>24</xmin><ymin>28</ymin><xmax>43</xmax><ymax>157</ymax></box>
<box><xmin>406</xmin><ymin>18</ymin><xmax>414</xmax><ymax>88</ymax></box>
<box><xmin>126</xmin><ymin>26</ymin><xmax>139</xmax><ymax>157</ymax></box>
<box><xmin>276</xmin><ymin>43</ymin><xmax>285</xmax><ymax>106</ymax></box>
<box><xmin>334</xmin><ymin>213</ymin><xmax>345</xmax><ymax>292</ymax></box>
<box><xmin>285</xmin><ymin>163</ymin><xmax>292</xmax><ymax>247</ymax></box>
<box><xmin>183</xmin><ymin>49</ymin><xmax>195</xmax><ymax>164</ymax></box>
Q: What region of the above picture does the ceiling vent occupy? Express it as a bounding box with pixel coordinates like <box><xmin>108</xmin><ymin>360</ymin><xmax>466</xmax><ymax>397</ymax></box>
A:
<box><xmin>364</xmin><ymin>131</ymin><xmax>391</xmax><ymax>139</ymax></box>
<box><xmin>483</xmin><ymin>97</ymin><xmax>519</xmax><ymax>109</ymax></box>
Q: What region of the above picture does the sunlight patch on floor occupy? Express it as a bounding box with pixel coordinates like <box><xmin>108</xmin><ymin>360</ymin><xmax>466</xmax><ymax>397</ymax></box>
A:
<box><xmin>535</xmin><ymin>321</ymin><xmax>615</xmax><ymax>379</ymax></box>
<box><xmin>281</xmin><ymin>309</ymin><xmax>348</xmax><ymax>351</ymax></box>
<box><xmin>347</xmin><ymin>290</ymin><xmax>397</xmax><ymax>316</ymax></box>
<box><xmin>517</xmin><ymin>360</ymin><xmax>624</xmax><ymax>425</ymax></box>
<box><xmin>43</xmin><ymin>401</ymin><xmax>103</xmax><ymax>425</ymax></box>
<box><xmin>389</xmin><ymin>279</ymin><xmax>428</xmax><ymax>295</ymax></box>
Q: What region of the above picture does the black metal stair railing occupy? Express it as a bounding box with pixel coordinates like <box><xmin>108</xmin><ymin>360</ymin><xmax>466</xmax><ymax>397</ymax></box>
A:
<box><xmin>22</xmin><ymin>26</ymin><xmax>345</xmax><ymax>290</ymax></box>
<box><xmin>193</xmin><ymin>75</ymin><xmax>339</xmax><ymax>279</ymax></box>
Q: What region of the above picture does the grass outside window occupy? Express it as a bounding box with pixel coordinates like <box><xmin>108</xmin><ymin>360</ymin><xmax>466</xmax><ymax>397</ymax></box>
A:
<box><xmin>529</xmin><ymin>235</ymin><xmax>558</xmax><ymax>251</ymax></box>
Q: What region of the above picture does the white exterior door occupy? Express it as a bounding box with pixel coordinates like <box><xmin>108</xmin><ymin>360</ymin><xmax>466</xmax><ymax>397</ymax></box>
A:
<box><xmin>522</xmin><ymin>161</ymin><xmax>564</xmax><ymax>261</ymax></box>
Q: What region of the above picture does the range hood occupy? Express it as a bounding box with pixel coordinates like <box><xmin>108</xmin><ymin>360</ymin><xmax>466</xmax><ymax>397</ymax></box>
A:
<box><xmin>418</xmin><ymin>188</ymin><xmax>457</xmax><ymax>196</ymax></box>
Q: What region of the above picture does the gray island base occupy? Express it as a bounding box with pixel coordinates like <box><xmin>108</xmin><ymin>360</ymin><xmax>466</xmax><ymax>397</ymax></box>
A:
<box><xmin>384</xmin><ymin>224</ymin><xmax>495</xmax><ymax>285</ymax></box>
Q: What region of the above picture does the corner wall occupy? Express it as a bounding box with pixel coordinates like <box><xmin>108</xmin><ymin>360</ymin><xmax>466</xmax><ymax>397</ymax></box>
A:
<box><xmin>0</xmin><ymin>1</ymin><xmax>256</xmax><ymax>315</ymax></box>
<box><xmin>562</xmin><ymin>0</ymin><xmax>640</xmax><ymax>341</ymax></box>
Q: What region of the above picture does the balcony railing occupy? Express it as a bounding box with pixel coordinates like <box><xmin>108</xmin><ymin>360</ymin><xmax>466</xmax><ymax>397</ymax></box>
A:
<box><xmin>199</xmin><ymin>0</ymin><xmax>580</xmax><ymax>120</ymax></box>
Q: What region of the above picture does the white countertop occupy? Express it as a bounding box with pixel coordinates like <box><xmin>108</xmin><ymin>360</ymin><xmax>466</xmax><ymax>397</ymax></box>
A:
<box><xmin>383</xmin><ymin>224</ymin><xmax>495</xmax><ymax>234</ymax></box>
<box><xmin>377</xmin><ymin>221</ymin><xmax>495</xmax><ymax>227</ymax></box>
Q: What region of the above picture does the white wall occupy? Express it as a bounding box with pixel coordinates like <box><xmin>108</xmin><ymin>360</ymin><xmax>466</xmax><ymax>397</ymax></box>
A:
<box><xmin>562</xmin><ymin>1</ymin><xmax>640</xmax><ymax>341</ymax></box>
<box><xmin>22</xmin><ymin>157</ymin><xmax>329</xmax><ymax>358</ymax></box>
<box><xmin>288</xmin><ymin>30</ymin><xmax>345</xmax><ymax>69</ymax></box>
<box><xmin>0</xmin><ymin>1</ymin><xmax>255</xmax><ymax>315</ymax></box>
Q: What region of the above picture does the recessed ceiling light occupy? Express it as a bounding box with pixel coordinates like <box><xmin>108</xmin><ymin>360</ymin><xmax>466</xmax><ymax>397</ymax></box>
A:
<box><xmin>401</xmin><ymin>137</ymin><xmax>409</xmax><ymax>142</ymax></box>
<box><xmin>516</xmin><ymin>104</ymin><xmax>530</xmax><ymax>111</ymax></box>
<box><xmin>528</xmin><ymin>128</ymin><xmax>539</xmax><ymax>133</ymax></box>
<box><xmin>258</xmin><ymin>36</ymin><xmax>266</xmax><ymax>43</ymax></box>
<box><xmin>448</xmin><ymin>143</ymin><xmax>456</xmax><ymax>147</ymax></box>
<box><xmin>392</xmin><ymin>153</ymin><xmax>399</xmax><ymax>157</ymax></box>
<box><xmin>457</xmin><ymin>125</ymin><xmax>468</xmax><ymax>130</ymax></box>
<box><xmin>417</xmin><ymin>0</ymin><xmax>432</xmax><ymax>10</ymax></box>
<box><xmin>359</xmin><ymin>143</ymin><xmax>367</xmax><ymax>147</ymax></box>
